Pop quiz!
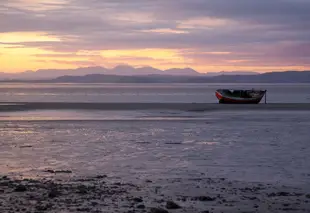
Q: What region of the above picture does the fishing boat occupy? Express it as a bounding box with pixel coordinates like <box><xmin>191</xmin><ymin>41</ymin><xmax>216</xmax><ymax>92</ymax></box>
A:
<box><xmin>215</xmin><ymin>89</ymin><xmax>267</xmax><ymax>104</ymax></box>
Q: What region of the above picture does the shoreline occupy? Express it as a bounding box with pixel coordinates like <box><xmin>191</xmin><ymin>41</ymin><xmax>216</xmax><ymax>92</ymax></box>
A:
<box><xmin>1</xmin><ymin>175</ymin><xmax>309</xmax><ymax>213</ymax></box>
<box><xmin>1</xmin><ymin>102</ymin><xmax>310</xmax><ymax>112</ymax></box>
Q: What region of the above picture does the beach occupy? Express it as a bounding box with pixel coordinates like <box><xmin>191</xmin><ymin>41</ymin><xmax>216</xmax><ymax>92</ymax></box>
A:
<box><xmin>1</xmin><ymin>83</ymin><xmax>310</xmax><ymax>212</ymax></box>
<box><xmin>1</xmin><ymin>174</ymin><xmax>310</xmax><ymax>213</ymax></box>
<box><xmin>1</xmin><ymin>108</ymin><xmax>310</xmax><ymax>212</ymax></box>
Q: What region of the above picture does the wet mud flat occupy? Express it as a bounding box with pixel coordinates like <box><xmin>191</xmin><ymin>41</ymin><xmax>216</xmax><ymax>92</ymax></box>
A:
<box><xmin>1</xmin><ymin>175</ymin><xmax>309</xmax><ymax>213</ymax></box>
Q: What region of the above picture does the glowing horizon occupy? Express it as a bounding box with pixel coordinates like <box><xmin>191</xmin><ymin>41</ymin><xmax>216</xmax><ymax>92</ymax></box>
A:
<box><xmin>1</xmin><ymin>0</ymin><xmax>310</xmax><ymax>73</ymax></box>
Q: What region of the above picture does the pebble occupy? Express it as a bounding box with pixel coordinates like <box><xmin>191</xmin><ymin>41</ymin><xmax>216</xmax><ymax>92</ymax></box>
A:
<box><xmin>137</xmin><ymin>204</ymin><xmax>145</xmax><ymax>209</ymax></box>
<box><xmin>14</xmin><ymin>185</ymin><xmax>27</xmax><ymax>192</ymax></box>
<box><xmin>44</xmin><ymin>170</ymin><xmax>72</xmax><ymax>174</ymax></box>
<box><xmin>48</xmin><ymin>188</ymin><xmax>61</xmax><ymax>198</ymax></box>
<box><xmin>194</xmin><ymin>196</ymin><xmax>216</xmax><ymax>201</ymax></box>
<box><xmin>35</xmin><ymin>203</ymin><xmax>52</xmax><ymax>211</ymax></box>
<box><xmin>133</xmin><ymin>197</ymin><xmax>143</xmax><ymax>203</ymax></box>
<box><xmin>165</xmin><ymin>201</ymin><xmax>181</xmax><ymax>209</ymax></box>
<box><xmin>91</xmin><ymin>201</ymin><xmax>98</xmax><ymax>206</ymax></box>
<box><xmin>77</xmin><ymin>185</ymin><xmax>88</xmax><ymax>194</ymax></box>
<box><xmin>268</xmin><ymin>192</ymin><xmax>291</xmax><ymax>197</ymax></box>
<box><xmin>149</xmin><ymin>207</ymin><xmax>169</xmax><ymax>213</ymax></box>
<box><xmin>95</xmin><ymin>175</ymin><xmax>107</xmax><ymax>179</ymax></box>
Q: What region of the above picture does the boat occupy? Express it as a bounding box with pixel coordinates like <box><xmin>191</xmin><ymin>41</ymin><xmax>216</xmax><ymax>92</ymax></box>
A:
<box><xmin>215</xmin><ymin>89</ymin><xmax>267</xmax><ymax>104</ymax></box>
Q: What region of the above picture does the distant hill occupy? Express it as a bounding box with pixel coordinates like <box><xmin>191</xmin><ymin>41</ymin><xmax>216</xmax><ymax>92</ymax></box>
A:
<box><xmin>206</xmin><ymin>71</ymin><xmax>259</xmax><ymax>76</ymax></box>
<box><xmin>49</xmin><ymin>71</ymin><xmax>310</xmax><ymax>83</ymax></box>
<box><xmin>0</xmin><ymin>67</ymin><xmax>109</xmax><ymax>80</ymax></box>
<box><xmin>164</xmin><ymin>68</ymin><xmax>201</xmax><ymax>76</ymax></box>
<box><xmin>1</xmin><ymin>65</ymin><xmax>308</xmax><ymax>83</ymax></box>
<box><xmin>207</xmin><ymin>71</ymin><xmax>310</xmax><ymax>83</ymax></box>
<box><xmin>0</xmin><ymin>65</ymin><xmax>258</xmax><ymax>80</ymax></box>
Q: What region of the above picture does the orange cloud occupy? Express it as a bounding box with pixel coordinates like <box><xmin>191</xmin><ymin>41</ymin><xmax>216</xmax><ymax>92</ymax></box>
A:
<box><xmin>1</xmin><ymin>31</ymin><xmax>309</xmax><ymax>73</ymax></box>
<box><xmin>0</xmin><ymin>32</ymin><xmax>66</xmax><ymax>72</ymax></box>
<box><xmin>0</xmin><ymin>32</ymin><xmax>61</xmax><ymax>43</ymax></box>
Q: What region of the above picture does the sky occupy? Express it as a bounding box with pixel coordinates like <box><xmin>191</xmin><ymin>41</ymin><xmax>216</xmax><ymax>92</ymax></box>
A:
<box><xmin>0</xmin><ymin>0</ymin><xmax>310</xmax><ymax>73</ymax></box>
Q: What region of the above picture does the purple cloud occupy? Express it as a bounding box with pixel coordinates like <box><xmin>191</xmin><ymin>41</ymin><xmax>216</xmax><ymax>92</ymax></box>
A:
<box><xmin>1</xmin><ymin>0</ymin><xmax>310</xmax><ymax>71</ymax></box>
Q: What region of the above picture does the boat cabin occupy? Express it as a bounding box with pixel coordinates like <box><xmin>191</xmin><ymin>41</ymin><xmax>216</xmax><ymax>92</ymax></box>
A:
<box><xmin>219</xmin><ymin>89</ymin><xmax>255</xmax><ymax>98</ymax></box>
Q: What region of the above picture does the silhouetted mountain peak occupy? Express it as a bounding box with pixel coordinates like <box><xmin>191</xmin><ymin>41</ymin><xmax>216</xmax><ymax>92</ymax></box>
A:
<box><xmin>0</xmin><ymin>65</ymin><xmax>262</xmax><ymax>80</ymax></box>
<box><xmin>164</xmin><ymin>67</ymin><xmax>200</xmax><ymax>75</ymax></box>
<box><xmin>112</xmin><ymin>64</ymin><xmax>134</xmax><ymax>70</ymax></box>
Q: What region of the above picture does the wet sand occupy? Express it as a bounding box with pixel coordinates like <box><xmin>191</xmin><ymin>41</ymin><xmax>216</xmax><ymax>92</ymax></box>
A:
<box><xmin>1</xmin><ymin>102</ymin><xmax>310</xmax><ymax>212</ymax></box>
<box><xmin>1</xmin><ymin>102</ymin><xmax>310</xmax><ymax>112</ymax></box>
<box><xmin>1</xmin><ymin>175</ymin><xmax>309</xmax><ymax>213</ymax></box>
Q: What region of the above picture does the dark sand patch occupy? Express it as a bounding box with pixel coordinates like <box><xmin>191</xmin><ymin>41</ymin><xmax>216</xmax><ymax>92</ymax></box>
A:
<box><xmin>0</xmin><ymin>175</ymin><xmax>309</xmax><ymax>213</ymax></box>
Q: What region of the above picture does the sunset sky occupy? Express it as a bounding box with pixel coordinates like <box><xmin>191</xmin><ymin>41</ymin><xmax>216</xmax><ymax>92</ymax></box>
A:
<box><xmin>1</xmin><ymin>0</ymin><xmax>310</xmax><ymax>73</ymax></box>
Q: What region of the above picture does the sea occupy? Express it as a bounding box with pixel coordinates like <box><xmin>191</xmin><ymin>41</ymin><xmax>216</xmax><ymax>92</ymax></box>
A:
<box><xmin>0</xmin><ymin>83</ymin><xmax>310</xmax><ymax>187</ymax></box>
<box><xmin>0</xmin><ymin>83</ymin><xmax>309</xmax><ymax>103</ymax></box>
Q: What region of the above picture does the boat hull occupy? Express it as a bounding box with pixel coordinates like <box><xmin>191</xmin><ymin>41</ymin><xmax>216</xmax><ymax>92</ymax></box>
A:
<box><xmin>215</xmin><ymin>90</ymin><xmax>265</xmax><ymax>104</ymax></box>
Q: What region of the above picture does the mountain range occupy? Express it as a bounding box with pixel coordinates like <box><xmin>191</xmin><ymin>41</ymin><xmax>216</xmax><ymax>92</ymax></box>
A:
<box><xmin>0</xmin><ymin>65</ymin><xmax>258</xmax><ymax>80</ymax></box>
<box><xmin>50</xmin><ymin>71</ymin><xmax>310</xmax><ymax>83</ymax></box>
<box><xmin>1</xmin><ymin>65</ymin><xmax>309</xmax><ymax>83</ymax></box>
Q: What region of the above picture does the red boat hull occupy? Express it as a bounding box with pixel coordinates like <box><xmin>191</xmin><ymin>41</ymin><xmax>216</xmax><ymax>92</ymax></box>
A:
<box><xmin>215</xmin><ymin>91</ymin><xmax>264</xmax><ymax>104</ymax></box>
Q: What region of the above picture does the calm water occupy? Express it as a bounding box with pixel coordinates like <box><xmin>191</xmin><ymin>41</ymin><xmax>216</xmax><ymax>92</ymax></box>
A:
<box><xmin>0</xmin><ymin>83</ymin><xmax>309</xmax><ymax>103</ymax></box>
<box><xmin>0</xmin><ymin>83</ymin><xmax>310</xmax><ymax>187</ymax></box>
